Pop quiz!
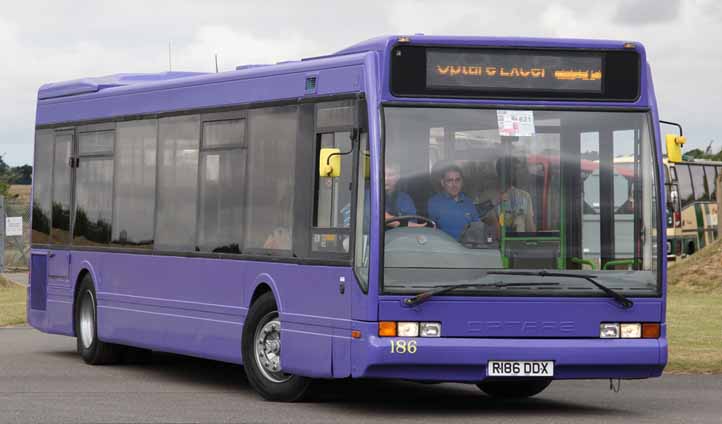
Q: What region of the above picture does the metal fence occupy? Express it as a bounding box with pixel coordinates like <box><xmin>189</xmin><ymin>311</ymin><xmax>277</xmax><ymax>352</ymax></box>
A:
<box><xmin>1</xmin><ymin>195</ymin><xmax>31</xmax><ymax>272</ymax></box>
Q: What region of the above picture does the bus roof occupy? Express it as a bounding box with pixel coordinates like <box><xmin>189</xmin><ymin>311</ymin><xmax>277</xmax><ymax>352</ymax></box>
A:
<box><xmin>36</xmin><ymin>35</ymin><xmax>651</xmax><ymax>126</ymax></box>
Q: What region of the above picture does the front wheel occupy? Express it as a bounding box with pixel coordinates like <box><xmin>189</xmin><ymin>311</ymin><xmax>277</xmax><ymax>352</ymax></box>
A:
<box><xmin>242</xmin><ymin>292</ymin><xmax>310</xmax><ymax>401</ymax></box>
<box><xmin>476</xmin><ymin>379</ymin><xmax>551</xmax><ymax>398</ymax></box>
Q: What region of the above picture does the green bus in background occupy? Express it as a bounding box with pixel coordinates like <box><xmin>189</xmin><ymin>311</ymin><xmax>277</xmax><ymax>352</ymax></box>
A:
<box><xmin>666</xmin><ymin>159</ymin><xmax>722</xmax><ymax>258</ymax></box>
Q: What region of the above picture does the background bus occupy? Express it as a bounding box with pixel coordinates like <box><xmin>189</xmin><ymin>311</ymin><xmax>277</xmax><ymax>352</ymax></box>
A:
<box><xmin>666</xmin><ymin>159</ymin><xmax>722</xmax><ymax>256</ymax></box>
<box><xmin>29</xmin><ymin>35</ymin><xmax>667</xmax><ymax>401</ymax></box>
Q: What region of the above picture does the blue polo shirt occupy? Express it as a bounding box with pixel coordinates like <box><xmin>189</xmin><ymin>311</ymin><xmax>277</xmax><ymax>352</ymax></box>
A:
<box><xmin>362</xmin><ymin>188</ymin><xmax>417</xmax><ymax>229</ymax></box>
<box><xmin>427</xmin><ymin>192</ymin><xmax>480</xmax><ymax>240</ymax></box>
<box><xmin>386</xmin><ymin>191</ymin><xmax>417</xmax><ymax>217</ymax></box>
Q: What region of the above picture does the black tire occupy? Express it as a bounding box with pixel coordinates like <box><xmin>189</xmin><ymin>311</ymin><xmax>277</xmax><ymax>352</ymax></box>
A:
<box><xmin>74</xmin><ymin>275</ymin><xmax>122</xmax><ymax>365</ymax></box>
<box><xmin>476</xmin><ymin>379</ymin><xmax>551</xmax><ymax>399</ymax></box>
<box><xmin>242</xmin><ymin>292</ymin><xmax>310</xmax><ymax>401</ymax></box>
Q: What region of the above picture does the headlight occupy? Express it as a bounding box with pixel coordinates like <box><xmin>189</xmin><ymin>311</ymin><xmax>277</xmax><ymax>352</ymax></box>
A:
<box><xmin>397</xmin><ymin>322</ymin><xmax>419</xmax><ymax>337</ymax></box>
<box><xmin>620</xmin><ymin>323</ymin><xmax>642</xmax><ymax>338</ymax></box>
<box><xmin>377</xmin><ymin>321</ymin><xmax>442</xmax><ymax>337</ymax></box>
<box><xmin>419</xmin><ymin>322</ymin><xmax>441</xmax><ymax>337</ymax></box>
<box><xmin>600</xmin><ymin>323</ymin><xmax>620</xmax><ymax>338</ymax></box>
<box><xmin>600</xmin><ymin>322</ymin><xmax>660</xmax><ymax>339</ymax></box>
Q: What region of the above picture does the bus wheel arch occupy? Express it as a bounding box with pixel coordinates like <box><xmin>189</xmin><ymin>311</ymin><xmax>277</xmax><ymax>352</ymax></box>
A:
<box><xmin>249</xmin><ymin>283</ymin><xmax>274</xmax><ymax>308</ymax></box>
<box><xmin>687</xmin><ymin>241</ymin><xmax>696</xmax><ymax>255</ymax></box>
<box><xmin>242</xmin><ymin>290</ymin><xmax>310</xmax><ymax>401</ymax></box>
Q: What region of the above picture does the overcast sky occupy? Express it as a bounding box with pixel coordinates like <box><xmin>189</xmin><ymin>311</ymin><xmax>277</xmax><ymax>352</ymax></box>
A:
<box><xmin>1</xmin><ymin>0</ymin><xmax>720</xmax><ymax>166</ymax></box>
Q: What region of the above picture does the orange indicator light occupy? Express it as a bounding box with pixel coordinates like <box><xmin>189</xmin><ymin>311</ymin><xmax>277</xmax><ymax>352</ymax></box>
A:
<box><xmin>351</xmin><ymin>330</ymin><xmax>361</xmax><ymax>339</ymax></box>
<box><xmin>378</xmin><ymin>321</ymin><xmax>397</xmax><ymax>337</ymax></box>
<box><xmin>642</xmin><ymin>323</ymin><xmax>661</xmax><ymax>339</ymax></box>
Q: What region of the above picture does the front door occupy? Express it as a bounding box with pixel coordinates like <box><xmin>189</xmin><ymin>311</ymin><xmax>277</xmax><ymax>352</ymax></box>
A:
<box><xmin>47</xmin><ymin>129</ymin><xmax>74</xmax><ymax>283</ymax></box>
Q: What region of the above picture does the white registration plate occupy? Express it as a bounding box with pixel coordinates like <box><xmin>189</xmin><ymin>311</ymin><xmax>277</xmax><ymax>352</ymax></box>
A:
<box><xmin>487</xmin><ymin>361</ymin><xmax>554</xmax><ymax>377</ymax></box>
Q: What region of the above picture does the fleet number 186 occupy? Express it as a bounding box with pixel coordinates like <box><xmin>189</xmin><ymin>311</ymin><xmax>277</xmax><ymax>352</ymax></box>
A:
<box><xmin>389</xmin><ymin>340</ymin><xmax>417</xmax><ymax>354</ymax></box>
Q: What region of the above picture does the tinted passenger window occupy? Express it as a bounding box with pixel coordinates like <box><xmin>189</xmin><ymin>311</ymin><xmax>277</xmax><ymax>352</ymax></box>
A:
<box><xmin>78</xmin><ymin>130</ymin><xmax>114</xmax><ymax>155</ymax></box>
<box><xmin>51</xmin><ymin>131</ymin><xmax>73</xmax><ymax>244</ymax></box>
<box><xmin>112</xmin><ymin>120</ymin><xmax>158</xmax><ymax>248</ymax></box>
<box><xmin>198</xmin><ymin>119</ymin><xmax>246</xmax><ymax>253</ymax></box>
<box><xmin>676</xmin><ymin>165</ymin><xmax>693</xmax><ymax>207</ymax></box>
<box><xmin>245</xmin><ymin>106</ymin><xmax>298</xmax><ymax>252</ymax></box>
<box><xmin>32</xmin><ymin>130</ymin><xmax>54</xmax><ymax>244</ymax></box>
<box><xmin>74</xmin><ymin>157</ymin><xmax>114</xmax><ymax>245</ymax></box>
<box><xmin>705</xmin><ymin>166</ymin><xmax>717</xmax><ymax>201</ymax></box>
<box><xmin>155</xmin><ymin>115</ymin><xmax>200</xmax><ymax>251</ymax></box>
<box><xmin>690</xmin><ymin>165</ymin><xmax>708</xmax><ymax>201</ymax></box>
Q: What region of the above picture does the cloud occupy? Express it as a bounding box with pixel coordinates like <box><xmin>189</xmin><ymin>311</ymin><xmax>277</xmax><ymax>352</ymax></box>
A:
<box><xmin>0</xmin><ymin>0</ymin><xmax>721</xmax><ymax>165</ymax></box>
<box><xmin>613</xmin><ymin>0</ymin><xmax>681</xmax><ymax>25</ymax></box>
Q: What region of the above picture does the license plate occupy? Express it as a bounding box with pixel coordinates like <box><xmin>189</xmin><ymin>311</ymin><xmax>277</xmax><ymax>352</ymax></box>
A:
<box><xmin>487</xmin><ymin>361</ymin><xmax>554</xmax><ymax>377</ymax></box>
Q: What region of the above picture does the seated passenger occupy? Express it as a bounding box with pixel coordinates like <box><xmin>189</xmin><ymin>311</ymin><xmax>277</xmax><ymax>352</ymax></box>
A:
<box><xmin>496</xmin><ymin>158</ymin><xmax>536</xmax><ymax>232</ymax></box>
<box><xmin>384</xmin><ymin>163</ymin><xmax>424</xmax><ymax>228</ymax></box>
<box><xmin>427</xmin><ymin>165</ymin><xmax>481</xmax><ymax>239</ymax></box>
<box><xmin>263</xmin><ymin>227</ymin><xmax>291</xmax><ymax>250</ymax></box>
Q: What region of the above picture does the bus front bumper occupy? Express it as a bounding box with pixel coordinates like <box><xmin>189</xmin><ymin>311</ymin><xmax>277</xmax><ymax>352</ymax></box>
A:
<box><xmin>351</xmin><ymin>327</ymin><xmax>666</xmax><ymax>382</ymax></box>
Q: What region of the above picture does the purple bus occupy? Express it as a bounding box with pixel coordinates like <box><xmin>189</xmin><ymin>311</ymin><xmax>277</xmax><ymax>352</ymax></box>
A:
<box><xmin>29</xmin><ymin>35</ymin><xmax>667</xmax><ymax>401</ymax></box>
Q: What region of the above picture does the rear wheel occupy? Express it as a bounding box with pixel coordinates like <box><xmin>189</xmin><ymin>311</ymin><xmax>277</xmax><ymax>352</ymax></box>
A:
<box><xmin>476</xmin><ymin>379</ymin><xmax>551</xmax><ymax>398</ymax></box>
<box><xmin>242</xmin><ymin>292</ymin><xmax>310</xmax><ymax>401</ymax></box>
<box><xmin>74</xmin><ymin>275</ymin><xmax>122</xmax><ymax>365</ymax></box>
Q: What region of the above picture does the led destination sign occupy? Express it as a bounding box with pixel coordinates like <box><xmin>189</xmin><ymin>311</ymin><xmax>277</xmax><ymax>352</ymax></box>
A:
<box><xmin>390</xmin><ymin>45</ymin><xmax>640</xmax><ymax>101</ymax></box>
<box><xmin>427</xmin><ymin>49</ymin><xmax>603</xmax><ymax>93</ymax></box>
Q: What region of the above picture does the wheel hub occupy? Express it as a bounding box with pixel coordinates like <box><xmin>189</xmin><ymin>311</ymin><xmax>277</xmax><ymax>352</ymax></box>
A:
<box><xmin>79</xmin><ymin>291</ymin><xmax>95</xmax><ymax>349</ymax></box>
<box><xmin>253</xmin><ymin>316</ymin><xmax>290</xmax><ymax>383</ymax></box>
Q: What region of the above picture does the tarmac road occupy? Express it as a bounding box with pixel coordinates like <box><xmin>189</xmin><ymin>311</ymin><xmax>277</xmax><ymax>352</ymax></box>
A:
<box><xmin>0</xmin><ymin>327</ymin><xmax>720</xmax><ymax>424</ymax></box>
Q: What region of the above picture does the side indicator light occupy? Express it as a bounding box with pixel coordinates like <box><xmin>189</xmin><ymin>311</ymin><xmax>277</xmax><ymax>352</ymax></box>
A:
<box><xmin>378</xmin><ymin>321</ymin><xmax>397</xmax><ymax>337</ymax></box>
<box><xmin>642</xmin><ymin>323</ymin><xmax>661</xmax><ymax>339</ymax></box>
<box><xmin>351</xmin><ymin>330</ymin><xmax>361</xmax><ymax>339</ymax></box>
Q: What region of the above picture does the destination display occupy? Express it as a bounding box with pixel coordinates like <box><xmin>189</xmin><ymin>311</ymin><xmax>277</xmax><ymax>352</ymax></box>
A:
<box><xmin>427</xmin><ymin>49</ymin><xmax>603</xmax><ymax>93</ymax></box>
<box><xmin>390</xmin><ymin>45</ymin><xmax>640</xmax><ymax>101</ymax></box>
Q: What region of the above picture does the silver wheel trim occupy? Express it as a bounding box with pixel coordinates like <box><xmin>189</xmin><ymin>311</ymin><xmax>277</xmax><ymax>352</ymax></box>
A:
<box><xmin>79</xmin><ymin>291</ymin><xmax>95</xmax><ymax>349</ymax></box>
<box><xmin>253</xmin><ymin>312</ymin><xmax>291</xmax><ymax>384</ymax></box>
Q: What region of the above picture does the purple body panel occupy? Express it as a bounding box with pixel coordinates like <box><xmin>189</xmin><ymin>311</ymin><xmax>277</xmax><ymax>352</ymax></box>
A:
<box><xmin>29</xmin><ymin>35</ymin><xmax>667</xmax><ymax>383</ymax></box>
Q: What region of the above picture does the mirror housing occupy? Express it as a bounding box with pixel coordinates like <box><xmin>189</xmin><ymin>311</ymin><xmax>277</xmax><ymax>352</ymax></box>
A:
<box><xmin>666</xmin><ymin>134</ymin><xmax>686</xmax><ymax>163</ymax></box>
<box><xmin>319</xmin><ymin>148</ymin><xmax>341</xmax><ymax>177</ymax></box>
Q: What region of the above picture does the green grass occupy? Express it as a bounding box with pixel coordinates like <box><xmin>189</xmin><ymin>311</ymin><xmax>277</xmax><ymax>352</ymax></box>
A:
<box><xmin>0</xmin><ymin>275</ymin><xmax>27</xmax><ymax>327</ymax></box>
<box><xmin>666</xmin><ymin>287</ymin><xmax>722</xmax><ymax>373</ymax></box>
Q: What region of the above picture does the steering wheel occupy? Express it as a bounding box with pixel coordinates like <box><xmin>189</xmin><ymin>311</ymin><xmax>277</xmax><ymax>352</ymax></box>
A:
<box><xmin>384</xmin><ymin>215</ymin><xmax>437</xmax><ymax>228</ymax></box>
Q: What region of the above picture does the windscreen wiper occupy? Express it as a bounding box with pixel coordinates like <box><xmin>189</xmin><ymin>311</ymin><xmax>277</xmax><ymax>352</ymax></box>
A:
<box><xmin>486</xmin><ymin>270</ymin><xmax>634</xmax><ymax>309</ymax></box>
<box><xmin>403</xmin><ymin>281</ymin><xmax>560</xmax><ymax>307</ymax></box>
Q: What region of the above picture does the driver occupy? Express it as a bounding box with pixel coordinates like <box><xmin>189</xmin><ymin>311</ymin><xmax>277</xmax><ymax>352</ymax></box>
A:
<box><xmin>385</xmin><ymin>163</ymin><xmax>424</xmax><ymax>228</ymax></box>
<box><xmin>427</xmin><ymin>164</ymin><xmax>480</xmax><ymax>239</ymax></box>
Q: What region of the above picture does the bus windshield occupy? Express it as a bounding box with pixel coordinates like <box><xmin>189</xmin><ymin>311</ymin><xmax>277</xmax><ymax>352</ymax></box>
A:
<box><xmin>382</xmin><ymin>107</ymin><xmax>659</xmax><ymax>296</ymax></box>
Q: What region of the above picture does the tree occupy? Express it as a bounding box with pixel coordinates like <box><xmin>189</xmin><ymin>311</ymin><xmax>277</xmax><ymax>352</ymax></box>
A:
<box><xmin>11</xmin><ymin>165</ymin><xmax>32</xmax><ymax>184</ymax></box>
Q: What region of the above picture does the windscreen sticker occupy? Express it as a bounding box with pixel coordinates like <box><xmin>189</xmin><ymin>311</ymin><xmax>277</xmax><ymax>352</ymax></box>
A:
<box><xmin>497</xmin><ymin>110</ymin><xmax>535</xmax><ymax>137</ymax></box>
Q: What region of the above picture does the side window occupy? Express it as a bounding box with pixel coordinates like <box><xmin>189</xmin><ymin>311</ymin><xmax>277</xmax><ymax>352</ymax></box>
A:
<box><xmin>690</xmin><ymin>165</ymin><xmax>708</xmax><ymax>201</ymax></box>
<box><xmin>311</xmin><ymin>101</ymin><xmax>359</xmax><ymax>255</ymax></box>
<box><xmin>704</xmin><ymin>166</ymin><xmax>717</xmax><ymax>201</ymax></box>
<box><xmin>676</xmin><ymin>165</ymin><xmax>693</xmax><ymax>208</ymax></box>
<box><xmin>51</xmin><ymin>130</ymin><xmax>73</xmax><ymax>244</ymax></box>
<box><xmin>354</xmin><ymin>133</ymin><xmax>370</xmax><ymax>287</ymax></box>
<box><xmin>112</xmin><ymin>119</ymin><xmax>157</xmax><ymax>248</ymax></box>
<box><xmin>198</xmin><ymin>118</ymin><xmax>246</xmax><ymax>253</ymax></box>
<box><xmin>32</xmin><ymin>130</ymin><xmax>54</xmax><ymax>244</ymax></box>
<box><xmin>245</xmin><ymin>105</ymin><xmax>298</xmax><ymax>253</ymax></box>
<box><xmin>314</xmin><ymin>131</ymin><xmax>353</xmax><ymax>229</ymax></box>
<box><xmin>155</xmin><ymin>115</ymin><xmax>200</xmax><ymax>251</ymax></box>
<box><xmin>74</xmin><ymin>129</ymin><xmax>114</xmax><ymax>245</ymax></box>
